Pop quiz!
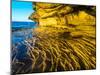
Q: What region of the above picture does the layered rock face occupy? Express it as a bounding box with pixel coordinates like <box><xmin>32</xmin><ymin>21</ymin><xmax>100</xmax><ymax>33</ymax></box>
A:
<box><xmin>29</xmin><ymin>3</ymin><xmax>95</xmax><ymax>38</ymax></box>
<box><xmin>12</xmin><ymin>2</ymin><xmax>96</xmax><ymax>74</ymax></box>
<box><xmin>28</xmin><ymin>2</ymin><xmax>96</xmax><ymax>73</ymax></box>
<box><xmin>29</xmin><ymin>3</ymin><xmax>95</xmax><ymax>26</ymax></box>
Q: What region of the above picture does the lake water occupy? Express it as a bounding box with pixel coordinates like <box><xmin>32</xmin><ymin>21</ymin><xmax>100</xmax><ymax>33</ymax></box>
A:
<box><xmin>12</xmin><ymin>21</ymin><xmax>37</xmax><ymax>44</ymax></box>
<box><xmin>12</xmin><ymin>21</ymin><xmax>37</xmax><ymax>60</ymax></box>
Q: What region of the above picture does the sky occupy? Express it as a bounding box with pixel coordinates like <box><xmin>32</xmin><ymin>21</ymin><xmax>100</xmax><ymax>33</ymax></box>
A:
<box><xmin>12</xmin><ymin>0</ymin><xmax>34</xmax><ymax>22</ymax></box>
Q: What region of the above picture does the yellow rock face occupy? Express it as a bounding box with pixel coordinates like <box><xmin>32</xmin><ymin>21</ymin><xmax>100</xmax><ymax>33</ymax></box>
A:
<box><xmin>29</xmin><ymin>3</ymin><xmax>95</xmax><ymax>27</ymax></box>
<box><xmin>12</xmin><ymin>2</ymin><xmax>96</xmax><ymax>74</ymax></box>
<box><xmin>28</xmin><ymin>2</ymin><xmax>96</xmax><ymax>73</ymax></box>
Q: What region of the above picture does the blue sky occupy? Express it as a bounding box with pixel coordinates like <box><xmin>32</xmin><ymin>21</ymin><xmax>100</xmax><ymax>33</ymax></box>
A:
<box><xmin>12</xmin><ymin>0</ymin><xmax>34</xmax><ymax>22</ymax></box>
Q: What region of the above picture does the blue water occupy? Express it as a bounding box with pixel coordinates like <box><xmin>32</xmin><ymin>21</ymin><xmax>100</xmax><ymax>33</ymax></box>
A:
<box><xmin>12</xmin><ymin>21</ymin><xmax>37</xmax><ymax>44</ymax></box>
<box><xmin>12</xmin><ymin>21</ymin><xmax>37</xmax><ymax>30</ymax></box>
<box><xmin>12</xmin><ymin>21</ymin><xmax>37</xmax><ymax>60</ymax></box>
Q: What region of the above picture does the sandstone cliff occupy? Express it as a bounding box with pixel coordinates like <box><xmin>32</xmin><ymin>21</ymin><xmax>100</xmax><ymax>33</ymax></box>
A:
<box><xmin>28</xmin><ymin>2</ymin><xmax>96</xmax><ymax>72</ymax></box>
<box><xmin>12</xmin><ymin>2</ymin><xmax>96</xmax><ymax>74</ymax></box>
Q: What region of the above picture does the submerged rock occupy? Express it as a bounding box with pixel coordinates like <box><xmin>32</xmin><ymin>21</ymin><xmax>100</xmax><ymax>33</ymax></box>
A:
<box><xmin>12</xmin><ymin>2</ymin><xmax>96</xmax><ymax>74</ymax></box>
